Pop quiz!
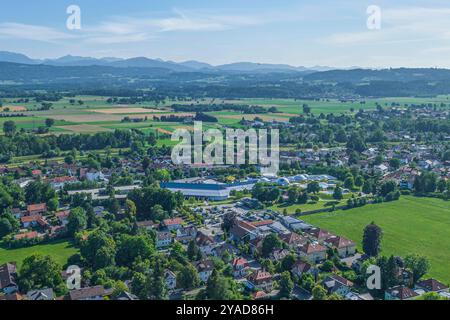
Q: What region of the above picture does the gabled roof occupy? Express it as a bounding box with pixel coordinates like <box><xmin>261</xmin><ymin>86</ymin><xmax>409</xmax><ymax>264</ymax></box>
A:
<box><xmin>416</xmin><ymin>279</ymin><xmax>449</xmax><ymax>292</ymax></box>
<box><xmin>280</xmin><ymin>232</ymin><xmax>307</xmax><ymax>246</ymax></box>
<box><xmin>196</xmin><ymin>260</ymin><xmax>214</xmax><ymax>272</ymax></box>
<box><xmin>386</xmin><ymin>285</ymin><xmax>419</xmax><ymax>300</ymax></box>
<box><xmin>232</xmin><ymin>257</ymin><xmax>248</xmax><ymax>268</ymax></box>
<box><xmin>325</xmin><ymin>236</ymin><xmax>355</xmax><ymax>249</ymax></box>
<box><xmin>69</xmin><ymin>285</ymin><xmax>106</xmax><ymax>300</ymax></box>
<box><xmin>307</xmin><ymin>228</ymin><xmax>335</xmax><ymax>240</ymax></box>
<box><xmin>27</xmin><ymin>203</ymin><xmax>47</xmax><ymax>213</ymax></box>
<box><xmin>292</xmin><ymin>260</ymin><xmax>312</xmax><ymax>274</ymax></box>
<box><xmin>299</xmin><ymin>242</ymin><xmax>327</xmax><ymax>254</ymax></box>
<box><xmin>248</xmin><ymin>270</ymin><xmax>272</xmax><ymax>283</ymax></box>
<box><xmin>163</xmin><ymin>217</ymin><xmax>184</xmax><ymax>226</ymax></box>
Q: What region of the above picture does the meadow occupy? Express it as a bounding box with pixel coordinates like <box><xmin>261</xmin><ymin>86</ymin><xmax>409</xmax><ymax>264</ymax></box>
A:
<box><xmin>0</xmin><ymin>240</ymin><xmax>78</xmax><ymax>269</ymax></box>
<box><xmin>302</xmin><ymin>196</ymin><xmax>450</xmax><ymax>284</ymax></box>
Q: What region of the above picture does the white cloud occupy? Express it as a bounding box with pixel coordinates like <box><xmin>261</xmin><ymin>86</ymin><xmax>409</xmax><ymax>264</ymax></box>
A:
<box><xmin>323</xmin><ymin>6</ymin><xmax>450</xmax><ymax>45</ymax></box>
<box><xmin>0</xmin><ymin>22</ymin><xmax>76</xmax><ymax>42</ymax></box>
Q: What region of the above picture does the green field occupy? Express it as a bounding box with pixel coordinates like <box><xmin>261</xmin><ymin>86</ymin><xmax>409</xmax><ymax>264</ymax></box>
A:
<box><xmin>0</xmin><ymin>240</ymin><xmax>78</xmax><ymax>269</ymax></box>
<box><xmin>302</xmin><ymin>196</ymin><xmax>450</xmax><ymax>284</ymax></box>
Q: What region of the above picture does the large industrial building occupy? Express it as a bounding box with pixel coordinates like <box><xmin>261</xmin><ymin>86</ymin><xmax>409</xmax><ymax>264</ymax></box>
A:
<box><xmin>160</xmin><ymin>178</ymin><xmax>258</xmax><ymax>201</ymax></box>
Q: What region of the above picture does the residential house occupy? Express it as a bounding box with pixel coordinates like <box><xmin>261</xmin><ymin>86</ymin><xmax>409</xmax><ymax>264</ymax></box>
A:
<box><xmin>156</xmin><ymin>232</ymin><xmax>173</xmax><ymax>249</ymax></box>
<box><xmin>136</xmin><ymin>220</ymin><xmax>158</xmax><ymax>231</ymax></box>
<box><xmin>0</xmin><ymin>263</ymin><xmax>18</xmax><ymax>294</ymax></box>
<box><xmin>69</xmin><ymin>285</ymin><xmax>107</xmax><ymax>300</ymax></box>
<box><xmin>416</xmin><ymin>279</ymin><xmax>449</xmax><ymax>293</ymax></box>
<box><xmin>270</xmin><ymin>249</ymin><xmax>290</xmax><ymax>262</ymax></box>
<box><xmin>306</xmin><ymin>228</ymin><xmax>335</xmax><ymax>241</ymax></box>
<box><xmin>50</xmin><ymin>176</ymin><xmax>78</xmax><ymax>190</ymax></box>
<box><xmin>21</xmin><ymin>215</ymin><xmax>42</xmax><ymax>228</ymax></box>
<box><xmin>230</xmin><ymin>219</ymin><xmax>258</xmax><ymax>242</ymax></box>
<box><xmin>231</xmin><ymin>257</ymin><xmax>248</xmax><ymax>278</ymax></box>
<box><xmin>291</xmin><ymin>260</ymin><xmax>312</xmax><ymax>278</ymax></box>
<box><xmin>324</xmin><ymin>236</ymin><xmax>356</xmax><ymax>257</ymax></box>
<box><xmin>162</xmin><ymin>218</ymin><xmax>184</xmax><ymax>231</ymax></box>
<box><xmin>385</xmin><ymin>285</ymin><xmax>420</xmax><ymax>300</ymax></box>
<box><xmin>176</xmin><ymin>225</ymin><xmax>197</xmax><ymax>244</ymax></box>
<box><xmin>280</xmin><ymin>232</ymin><xmax>308</xmax><ymax>248</ymax></box>
<box><xmin>196</xmin><ymin>260</ymin><xmax>215</xmax><ymax>283</ymax></box>
<box><xmin>164</xmin><ymin>270</ymin><xmax>177</xmax><ymax>291</ymax></box>
<box><xmin>86</xmin><ymin>170</ymin><xmax>106</xmax><ymax>182</ymax></box>
<box><xmin>56</xmin><ymin>210</ymin><xmax>70</xmax><ymax>226</ymax></box>
<box><xmin>322</xmin><ymin>274</ymin><xmax>354</xmax><ymax>296</ymax></box>
<box><xmin>298</xmin><ymin>242</ymin><xmax>327</xmax><ymax>264</ymax></box>
<box><xmin>196</xmin><ymin>231</ymin><xmax>216</xmax><ymax>256</ymax></box>
<box><xmin>246</xmin><ymin>270</ymin><xmax>274</xmax><ymax>293</ymax></box>
<box><xmin>27</xmin><ymin>203</ymin><xmax>47</xmax><ymax>216</ymax></box>
<box><xmin>13</xmin><ymin>231</ymin><xmax>42</xmax><ymax>241</ymax></box>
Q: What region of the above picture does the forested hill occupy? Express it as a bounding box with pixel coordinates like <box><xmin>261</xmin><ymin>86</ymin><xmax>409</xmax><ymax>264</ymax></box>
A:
<box><xmin>2</xmin><ymin>61</ymin><xmax>450</xmax><ymax>98</ymax></box>
<box><xmin>304</xmin><ymin>68</ymin><xmax>450</xmax><ymax>83</ymax></box>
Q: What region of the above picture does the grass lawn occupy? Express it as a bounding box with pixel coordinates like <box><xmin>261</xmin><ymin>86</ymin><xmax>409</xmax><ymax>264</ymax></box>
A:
<box><xmin>0</xmin><ymin>240</ymin><xmax>78</xmax><ymax>269</ymax></box>
<box><xmin>302</xmin><ymin>196</ymin><xmax>450</xmax><ymax>284</ymax></box>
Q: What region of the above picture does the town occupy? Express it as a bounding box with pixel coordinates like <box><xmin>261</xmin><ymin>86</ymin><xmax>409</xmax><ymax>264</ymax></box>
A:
<box><xmin>0</xmin><ymin>93</ymin><xmax>449</xmax><ymax>301</ymax></box>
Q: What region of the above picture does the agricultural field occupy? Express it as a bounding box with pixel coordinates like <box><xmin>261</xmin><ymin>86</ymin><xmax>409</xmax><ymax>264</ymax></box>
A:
<box><xmin>301</xmin><ymin>196</ymin><xmax>450</xmax><ymax>284</ymax></box>
<box><xmin>0</xmin><ymin>240</ymin><xmax>78</xmax><ymax>269</ymax></box>
<box><xmin>2</xmin><ymin>95</ymin><xmax>449</xmax><ymax>137</ymax></box>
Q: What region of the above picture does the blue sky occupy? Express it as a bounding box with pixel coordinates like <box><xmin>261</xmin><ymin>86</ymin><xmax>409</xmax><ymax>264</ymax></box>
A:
<box><xmin>1</xmin><ymin>0</ymin><xmax>450</xmax><ymax>67</ymax></box>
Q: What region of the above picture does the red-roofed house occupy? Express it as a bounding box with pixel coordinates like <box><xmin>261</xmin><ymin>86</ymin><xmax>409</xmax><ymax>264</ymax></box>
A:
<box><xmin>27</xmin><ymin>203</ymin><xmax>47</xmax><ymax>216</ymax></box>
<box><xmin>246</xmin><ymin>270</ymin><xmax>273</xmax><ymax>293</ymax></box>
<box><xmin>324</xmin><ymin>236</ymin><xmax>356</xmax><ymax>257</ymax></box>
<box><xmin>56</xmin><ymin>210</ymin><xmax>71</xmax><ymax>225</ymax></box>
<box><xmin>385</xmin><ymin>285</ymin><xmax>420</xmax><ymax>300</ymax></box>
<box><xmin>13</xmin><ymin>231</ymin><xmax>41</xmax><ymax>241</ymax></box>
<box><xmin>416</xmin><ymin>279</ymin><xmax>449</xmax><ymax>293</ymax></box>
<box><xmin>21</xmin><ymin>215</ymin><xmax>42</xmax><ymax>228</ymax></box>
<box><xmin>299</xmin><ymin>242</ymin><xmax>327</xmax><ymax>263</ymax></box>
<box><xmin>306</xmin><ymin>228</ymin><xmax>335</xmax><ymax>241</ymax></box>
<box><xmin>162</xmin><ymin>218</ymin><xmax>184</xmax><ymax>231</ymax></box>
<box><xmin>231</xmin><ymin>257</ymin><xmax>248</xmax><ymax>278</ymax></box>
<box><xmin>291</xmin><ymin>260</ymin><xmax>313</xmax><ymax>278</ymax></box>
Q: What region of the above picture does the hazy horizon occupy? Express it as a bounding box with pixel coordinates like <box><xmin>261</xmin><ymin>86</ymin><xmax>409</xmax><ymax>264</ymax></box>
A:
<box><xmin>1</xmin><ymin>0</ymin><xmax>450</xmax><ymax>68</ymax></box>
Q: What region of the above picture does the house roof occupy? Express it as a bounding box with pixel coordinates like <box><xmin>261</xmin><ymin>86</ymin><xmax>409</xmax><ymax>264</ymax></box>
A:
<box><xmin>250</xmin><ymin>220</ymin><xmax>274</xmax><ymax>227</ymax></box>
<box><xmin>416</xmin><ymin>279</ymin><xmax>449</xmax><ymax>292</ymax></box>
<box><xmin>21</xmin><ymin>215</ymin><xmax>42</xmax><ymax>223</ymax></box>
<box><xmin>386</xmin><ymin>285</ymin><xmax>419</xmax><ymax>300</ymax></box>
<box><xmin>27</xmin><ymin>203</ymin><xmax>47</xmax><ymax>212</ymax></box>
<box><xmin>14</xmin><ymin>231</ymin><xmax>40</xmax><ymax>240</ymax></box>
<box><xmin>196</xmin><ymin>260</ymin><xmax>214</xmax><ymax>272</ymax></box>
<box><xmin>69</xmin><ymin>285</ymin><xmax>106</xmax><ymax>300</ymax></box>
<box><xmin>292</xmin><ymin>260</ymin><xmax>311</xmax><ymax>273</ymax></box>
<box><xmin>299</xmin><ymin>242</ymin><xmax>327</xmax><ymax>254</ymax></box>
<box><xmin>56</xmin><ymin>210</ymin><xmax>71</xmax><ymax>219</ymax></box>
<box><xmin>163</xmin><ymin>217</ymin><xmax>184</xmax><ymax>226</ymax></box>
<box><xmin>307</xmin><ymin>228</ymin><xmax>335</xmax><ymax>240</ymax></box>
<box><xmin>248</xmin><ymin>270</ymin><xmax>272</xmax><ymax>283</ymax></box>
<box><xmin>280</xmin><ymin>232</ymin><xmax>307</xmax><ymax>246</ymax></box>
<box><xmin>232</xmin><ymin>257</ymin><xmax>248</xmax><ymax>268</ymax></box>
<box><xmin>325</xmin><ymin>236</ymin><xmax>355</xmax><ymax>249</ymax></box>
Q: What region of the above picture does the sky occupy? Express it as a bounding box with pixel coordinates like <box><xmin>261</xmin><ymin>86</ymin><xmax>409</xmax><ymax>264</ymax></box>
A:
<box><xmin>1</xmin><ymin>0</ymin><xmax>450</xmax><ymax>68</ymax></box>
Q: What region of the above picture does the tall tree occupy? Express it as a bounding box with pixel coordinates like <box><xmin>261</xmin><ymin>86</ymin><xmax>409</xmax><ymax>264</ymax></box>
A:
<box><xmin>279</xmin><ymin>271</ymin><xmax>294</xmax><ymax>298</ymax></box>
<box><xmin>363</xmin><ymin>222</ymin><xmax>383</xmax><ymax>257</ymax></box>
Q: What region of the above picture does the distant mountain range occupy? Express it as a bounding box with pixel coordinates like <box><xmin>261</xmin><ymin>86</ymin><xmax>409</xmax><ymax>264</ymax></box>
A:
<box><xmin>0</xmin><ymin>51</ymin><xmax>335</xmax><ymax>73</ymax></box>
